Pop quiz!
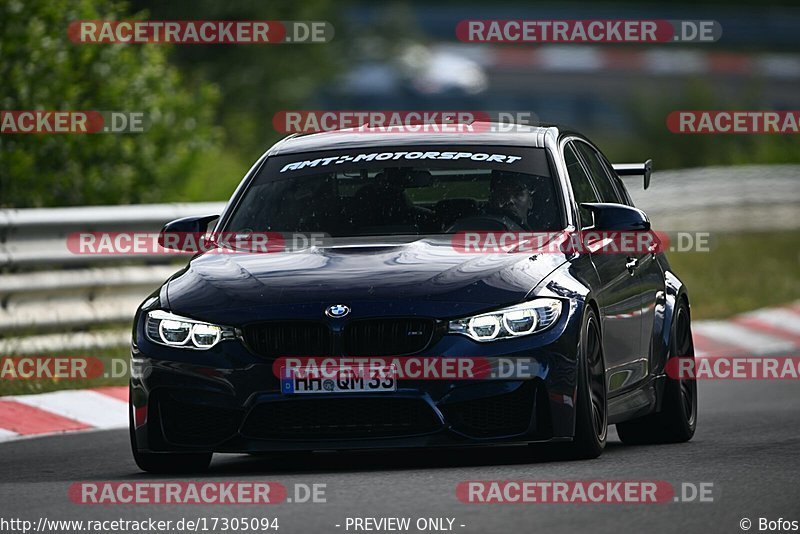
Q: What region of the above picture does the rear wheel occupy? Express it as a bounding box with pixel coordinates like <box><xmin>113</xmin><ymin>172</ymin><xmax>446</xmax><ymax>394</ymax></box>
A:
<box><xmin>616</xmin><ymin>300</ymin><xmax>697</xmax><ymax>444</ymax></box>
<box><xmin>129</xmin><ymin>389</ymin><xmax>213</xmax><ymax>473</ymax></box>
<box><xmin>561</xmin><ymin>306</ymin><xmax>607</xmax><ymax>459</ymax></box>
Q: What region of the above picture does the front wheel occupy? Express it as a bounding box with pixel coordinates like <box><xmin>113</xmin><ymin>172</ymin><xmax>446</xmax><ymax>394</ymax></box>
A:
<box><xmin>617</xmin><ymin>299</ymin><xmax>697</xmax><ymax>444</ymax></box>
<box><xmin>129</xmin><ymin>389</ymin><xmax>212</xmax><ymax>473</ymax></box>
<box><xmin>561</xmin><ymin>306</ymin><xmax>607</xmax><ymax>459</ymax></box>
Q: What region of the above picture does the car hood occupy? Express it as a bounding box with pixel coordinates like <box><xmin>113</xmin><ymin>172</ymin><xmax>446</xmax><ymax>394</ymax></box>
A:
<box><xmin>165</xmin><ymin>237</ymin><xmax>567</xmax><ymax>322</ymax></box>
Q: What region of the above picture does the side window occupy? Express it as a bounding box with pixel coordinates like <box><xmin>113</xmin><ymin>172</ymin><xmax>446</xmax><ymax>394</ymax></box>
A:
<box><xmin>574</xmin><ymin>141</ymin><xmax>623</xmax><ymax>204</ymax></box>
<box><xmin>597</xmin><ymin>153</ymin><xmax>634</xmax><ymax>206</ymax></box>
<box><xmin>563</xmin><ymin>142</ymin><xmax>598</xmax><ymax>228</ymax></box>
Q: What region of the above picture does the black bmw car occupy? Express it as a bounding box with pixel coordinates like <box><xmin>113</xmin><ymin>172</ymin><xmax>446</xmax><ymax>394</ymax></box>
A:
<box><xmin>130</xmin><ymin>124</ymin><xmax>697</xmax><ymax>473</ymax></box>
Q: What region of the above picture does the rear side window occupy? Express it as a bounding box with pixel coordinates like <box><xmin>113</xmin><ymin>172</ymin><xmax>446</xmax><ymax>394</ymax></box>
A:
<box><xmin>563</xmin><ymin>143</ymin><xmax>598</xmax><ymax>228</ymax></box>
<box><xmin>573</xmin><ymin>141</ymin><xmax>623</xmax><ymax>204</ymax></box>
<box><xmin>597</xmin><ymin>152</ymin><xmax>634</xmax><ymax>206</ymax></box>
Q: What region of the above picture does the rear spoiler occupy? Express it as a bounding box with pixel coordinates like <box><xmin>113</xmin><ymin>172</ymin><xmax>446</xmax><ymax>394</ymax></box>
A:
<box><xmin>613</xmin><ymin>159</ymin><xmax>653</xmax><ymax>190</ymax></box>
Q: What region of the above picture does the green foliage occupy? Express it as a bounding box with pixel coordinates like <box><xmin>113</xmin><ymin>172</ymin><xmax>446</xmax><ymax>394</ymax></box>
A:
<box><xmin>0</xmin><ymin>0</ymin><xmax>222</xmax><ymax>207</ymax></box>
<box><xmin>179</xmin><ymin>148</ymin><xmax>249</xmax><ymax>202</ymax></box>
<box><xmin>132</xmin><ymin>0</ymin><xmax>343</xmax><ymax>157</ymax></box>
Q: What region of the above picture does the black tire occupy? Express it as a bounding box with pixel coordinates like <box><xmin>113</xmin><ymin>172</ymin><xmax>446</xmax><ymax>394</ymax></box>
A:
<box><xmin>129</xmin><ymin>389</ymin><xmax>212</xmax><ymax>474</ymax></box>
<box><xmin>561</xmin><ymin>306</ymin><xmax>607</xmax><ymax>459</ymax></box>
<box><xmin>616</xmin><ymin>299</ymin><xmax>697</xmax><ymax>445</ymax></box>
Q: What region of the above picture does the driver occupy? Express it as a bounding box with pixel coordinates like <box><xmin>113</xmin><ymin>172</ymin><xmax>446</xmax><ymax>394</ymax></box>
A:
<box><xmin>485</xmin><ymin>172</ymin><xmax>534</xmax><ymax>230</ymax></box>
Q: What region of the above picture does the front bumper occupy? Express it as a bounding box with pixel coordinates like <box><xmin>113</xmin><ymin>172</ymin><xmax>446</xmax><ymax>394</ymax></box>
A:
<box><xmin>130</xmin><ymin>301</ymin><xmax>584</xmax><ymax>453</ymax></box>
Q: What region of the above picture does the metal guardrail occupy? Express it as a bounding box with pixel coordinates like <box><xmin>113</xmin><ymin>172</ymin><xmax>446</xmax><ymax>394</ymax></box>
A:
<box><xmin>0</xmin><ymin>202</ymin><xmax>224</xmax><ymax>267</ymax></box>
<box><xmin>0</xmin><ymin>165</ymin><xmax>798</xmax><ymax>353</ymax></box>
<box><xmin>0</xmin><ymin>202</ymin><xmax>225</xmax><ymax>353</ymax></box>
<box><xmin>629</xmin><ymin>164</ymin><xmax>800</xmax><ymax>232</ymax></box>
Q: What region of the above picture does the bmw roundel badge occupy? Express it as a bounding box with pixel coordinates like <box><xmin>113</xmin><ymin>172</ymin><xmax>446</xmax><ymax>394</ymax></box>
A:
<box><xmin>325</xmin><ymin>304</ymin><xmax>350</xmax><ymax>318</ymax></box>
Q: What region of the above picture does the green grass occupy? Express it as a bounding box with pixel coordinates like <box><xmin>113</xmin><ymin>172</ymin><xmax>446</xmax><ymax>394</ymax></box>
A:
<box><xmin>0</xmin><ymin>346</ymin><xmax>130</xmax><ymax>397</ymax></box>
<box><xmin>666</xmin><ymin>230</ymin><xmax>800</xmax><ymax>320</ymax></box>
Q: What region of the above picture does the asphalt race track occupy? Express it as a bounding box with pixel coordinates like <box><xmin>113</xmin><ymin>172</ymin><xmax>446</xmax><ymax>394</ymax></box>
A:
<box><xmin>2</xmin><ymin>377</ymin><xmax>798</xmax><ymax>534</ymax></box>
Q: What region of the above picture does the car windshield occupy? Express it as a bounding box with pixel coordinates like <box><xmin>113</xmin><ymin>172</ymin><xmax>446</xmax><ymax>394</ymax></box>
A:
<box><xmin>225</xmin><ymin>145</ymin><xmax>562</xmax><ymax>236</ymax></box>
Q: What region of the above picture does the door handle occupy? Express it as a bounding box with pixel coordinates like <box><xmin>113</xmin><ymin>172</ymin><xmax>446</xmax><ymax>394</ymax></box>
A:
<box><xmin>625</xmin><ymin>257</ymin><xmax>638</xmax><ymax>275</ymax></box>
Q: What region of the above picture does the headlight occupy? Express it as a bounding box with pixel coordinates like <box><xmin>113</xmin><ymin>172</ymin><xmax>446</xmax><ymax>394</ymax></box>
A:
<box><xmin>145</xmin><ymin>310</ymin><xmax>237</xmax><ymax>349</ymax></box>
<box><xmin>448</xmin><ymin>298</ymin><xmax>562</xmax><ymax>342</ymax></box>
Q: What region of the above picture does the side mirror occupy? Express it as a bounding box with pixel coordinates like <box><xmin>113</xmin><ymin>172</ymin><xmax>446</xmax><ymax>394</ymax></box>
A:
<box><xmin>158</xmin><ymin>214</ymin><xmax>219</xmax><ymax>251</ymax></box>
<box><xmin>580</xmin><ymin>203</ymin><xmax>650</xmax><ymax>231</ymax></box>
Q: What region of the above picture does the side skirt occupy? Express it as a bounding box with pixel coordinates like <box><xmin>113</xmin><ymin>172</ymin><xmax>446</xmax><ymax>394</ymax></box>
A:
<box><xmin>607</xmin><ymin>376</ymin><xmax>664</xmax><ymax>425</ymax></box>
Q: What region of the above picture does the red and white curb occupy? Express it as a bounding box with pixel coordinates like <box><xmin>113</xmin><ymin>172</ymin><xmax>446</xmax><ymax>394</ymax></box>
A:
<box><xmin>693</xmin><ymin>302</ymin><xmax>800</xmax><ymax>358</ymax></box>
<box><xmin>0</xmin><ymin>386</ymin><xmax>127</xmax><ymax>443</ymax></box>
<box><xmin>0</xmin><ymin>302</ymin><xmax>798</xmax><ymax>443</ymax></box>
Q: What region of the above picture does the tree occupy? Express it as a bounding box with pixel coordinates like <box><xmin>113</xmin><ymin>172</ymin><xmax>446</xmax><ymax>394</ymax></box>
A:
<box><xmin>130</xmin><ymin>0</ymin><xmax>342</xmax><ymax>155</ymax></box>
<box><xmin>0</xmin><ymin>0</ymin><xmax>221</xmax><ymax>207</ymax></box>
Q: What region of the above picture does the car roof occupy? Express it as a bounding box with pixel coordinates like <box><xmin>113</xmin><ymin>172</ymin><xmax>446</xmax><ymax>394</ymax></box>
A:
<box><xmin>267</xmin><ymin>123</ymin><xmax>571</xmax><ymax>156</ymax></box>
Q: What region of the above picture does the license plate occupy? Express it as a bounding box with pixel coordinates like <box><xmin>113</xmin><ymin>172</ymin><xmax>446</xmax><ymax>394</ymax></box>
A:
<box><xmin>280</xmin><ymin>366</ymin><xmax>397</xmax><ymax>394</ymax></box>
